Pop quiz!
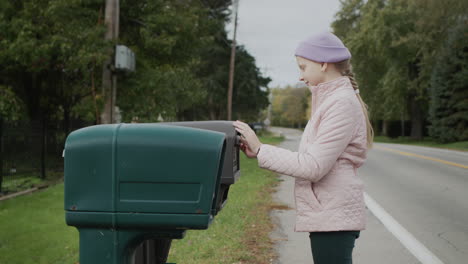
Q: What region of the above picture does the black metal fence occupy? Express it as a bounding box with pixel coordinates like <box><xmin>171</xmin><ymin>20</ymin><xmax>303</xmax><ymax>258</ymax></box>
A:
<box><xmin>0</xmin><ymin>119</ymin><xmax>92</xmax><ymax>193</ymax></box>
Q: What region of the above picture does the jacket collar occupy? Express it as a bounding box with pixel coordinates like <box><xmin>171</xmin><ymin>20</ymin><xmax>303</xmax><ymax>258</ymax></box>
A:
<box><xmin>309</xmin><ymin>76</ymin><xmax>353</xmax><ymax>117</ymax></box>
<box><xmin>308</xmin><ymin>76</ymin><xmax>352</xmax><ymax>97</ymax></box>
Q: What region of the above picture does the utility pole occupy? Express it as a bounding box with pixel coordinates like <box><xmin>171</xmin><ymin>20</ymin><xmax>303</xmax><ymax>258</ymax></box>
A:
<box><xmin>227</xmin><ymin>0</ymin><xmax>239</xmax><ymax>121</ymax></box>
<box><xmin>101</xmin><ymin>0</ymin><xmax>120</xmax><ymax>124</ymax></box>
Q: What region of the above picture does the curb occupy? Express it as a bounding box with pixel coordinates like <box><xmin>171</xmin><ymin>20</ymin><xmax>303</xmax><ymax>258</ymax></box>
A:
<box><xmin>0</xmin><ymin>180</ymin><xmax>62</xmax><ymax>202</ymax></box>
<box><xmin>0</xmin><ymin>187</ymin><xmax>40</xmax><ymax>201</ymax></box>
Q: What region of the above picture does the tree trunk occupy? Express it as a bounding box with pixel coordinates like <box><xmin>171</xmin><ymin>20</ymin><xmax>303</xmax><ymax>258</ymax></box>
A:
<box><xmin>401</xmin><ymin>111</ymin><xmax>405</xmax><ymax>137</ymax></box>
<box><xmin>63</xmin><ymin>105</ymin><xmax>71</xmax><ymax>138</ymax></box>
<box><xmin>208</xmin><ymin>96</ymin><xmax>216</xmax><ymax>120</ymax></box>
<box><xmin>410</xmin><ymin>97</ymin><xmax>424</xmax><ymax>140</ymax></box>
<box><xmin>382</xmin><ymin>120</ymin><xmax>389</xmax><ymax>137</ymax></box>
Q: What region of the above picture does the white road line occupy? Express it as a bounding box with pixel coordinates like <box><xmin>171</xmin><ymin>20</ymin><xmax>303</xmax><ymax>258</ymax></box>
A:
<box><xmin>364</xmin><ymin>192</ymin><xmax>445</xmax><ymax>264</ymax></box>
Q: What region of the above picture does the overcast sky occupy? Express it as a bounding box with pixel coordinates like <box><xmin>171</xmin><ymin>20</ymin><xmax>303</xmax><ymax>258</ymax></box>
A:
<box><xmin>226</xmin><ymin>0</ymin><xmax>342</xmax><ymax>88</ymax></box>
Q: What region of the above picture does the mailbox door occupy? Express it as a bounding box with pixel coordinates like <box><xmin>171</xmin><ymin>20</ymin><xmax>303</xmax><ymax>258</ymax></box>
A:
<box><xmin>116</xmin><ymin>124</ymin><xmax>226</xmax><ymax>216</ymax></box>
<box><xmin>64</xmin><ymin>124</ymin><xmax>119</xmax><ymax>213</ymax></box>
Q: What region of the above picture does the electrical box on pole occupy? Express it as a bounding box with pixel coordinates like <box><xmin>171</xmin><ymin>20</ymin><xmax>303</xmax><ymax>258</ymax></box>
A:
<box><xmin>115</xmin><ymin>45</ymin><xmax>135</xmax><ymax>72</ymax></box>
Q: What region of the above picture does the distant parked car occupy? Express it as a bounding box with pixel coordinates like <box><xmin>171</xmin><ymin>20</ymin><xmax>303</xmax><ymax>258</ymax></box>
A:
<box><xmin>248</xmin><ymin>122</ymin><xmax>264</xmax><ymax>133</ymax></box>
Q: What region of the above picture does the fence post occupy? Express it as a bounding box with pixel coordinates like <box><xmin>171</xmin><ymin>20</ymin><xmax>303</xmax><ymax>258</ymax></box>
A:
<box><xmin>0</xmin><ymin>117</ymin><xmax>3</xmax><ymax>193</ymax></box>
<box><xmin>41</xmin><ymin>117</ymin><xmax>47</xmax><ymax>179</ymax></box>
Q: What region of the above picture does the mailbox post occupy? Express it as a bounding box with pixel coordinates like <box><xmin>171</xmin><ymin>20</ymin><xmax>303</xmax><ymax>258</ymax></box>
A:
<box><xmin>64</xmin><ymin>122</ymin><xmax>241</xmax><ymax>264</ymax></box>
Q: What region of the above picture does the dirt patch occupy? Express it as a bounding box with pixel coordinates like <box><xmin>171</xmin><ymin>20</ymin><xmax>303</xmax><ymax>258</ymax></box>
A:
<box><xmin>269</xmin><ymin>203</ymin><xmax>292</xmax><ymax>211</ymax></box>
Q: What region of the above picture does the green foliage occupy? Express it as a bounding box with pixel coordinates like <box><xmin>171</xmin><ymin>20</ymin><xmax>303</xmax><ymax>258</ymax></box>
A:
<box><xmin>0</xmin><ymin>0</ymin><xmax>269</xmax><ymax>127</ymax></box>
<box><xmin>114</xmin><ymin>0</ymin><xmax>270</xmax><ymax>122</ymax></box>
<box><xmin>0</xmin><ymin>85</ymin><xmax>25</xmax><ymax>121</ymax></box>
<box><xmin>0</xmin><ymin>0</ymin><xmax>108</xmax><ymax>73</ymax></box>
<box><xmin>270</xmin><ymin>86</ymin><xmax>309</xmax><ymax>127</ymax></box>
<box><xmin>428</xmin><ymin>18</ymin><xmax>468</xmax><ymax>142</ymax></box>
<box><xmin>0</xmin><ymin>0</ymin><xmax>109</xmax><ymax>126</ymax></box>
<box><xmin>332</xmin><ymin>0</ymin><xmax>364</xmax><ymax>38</ymax></box>
<box><xmin>332</xmin><ymin>0</ymin><xmax>468</xmax><ymax>141</ymax></box>
<box><xmin>231</xmin><ymin>47</ymin><xmax>271</xmax><ymax>121</ymax></box>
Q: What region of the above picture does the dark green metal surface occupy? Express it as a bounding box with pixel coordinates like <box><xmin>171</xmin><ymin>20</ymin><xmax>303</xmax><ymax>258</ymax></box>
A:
<box><xmin>65</xmin><ymin>123</ymin><xmax>226</xmax><ymax>229</ymax></box>
<box><xmin>64</xmin><ymin>123</ymin><xmax>227</xmax><ymax>264</ymax></box>
<box><xmin>78</xmin><ymin>228</ymin><xmax>184</xmax><ymax>264</ymax></box>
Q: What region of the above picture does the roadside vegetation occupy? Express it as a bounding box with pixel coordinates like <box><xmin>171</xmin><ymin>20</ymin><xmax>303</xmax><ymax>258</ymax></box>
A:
<box><xmin>374</xmin><ymin>136</ymin><xmax>468</xmax><ymax>152</ymax></box>
<box><xmin>270</xmin><ymin>0</ymin><xmax>468</xmax><ymax>147</ymax></box>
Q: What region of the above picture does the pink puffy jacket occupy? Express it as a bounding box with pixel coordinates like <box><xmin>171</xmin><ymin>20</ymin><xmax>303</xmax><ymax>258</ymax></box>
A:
<box><xmin>257</xmin><ymin>76</ymin><xmax>368</xmax><ymax>232</ymax></box>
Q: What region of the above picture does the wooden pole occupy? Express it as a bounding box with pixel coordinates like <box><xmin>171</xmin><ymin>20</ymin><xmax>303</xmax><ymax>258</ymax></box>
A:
<box><xmin>227</xmin><ymin>0</ymin><xmax>239</xmax><ymax>121</ymax></box>
<box><xmin>101</xmin><ymin>0</ymin><xmax>119</xmax><ymax>124</ymax></box>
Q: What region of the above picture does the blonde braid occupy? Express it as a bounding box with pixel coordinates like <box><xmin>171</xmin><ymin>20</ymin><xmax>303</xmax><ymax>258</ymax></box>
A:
<box><xmin>336</xmin><ymin>60</ymin><xmax>374</xmax><ymax>149</ymax></box>
<box><xmin>343</xmin><ymin>69</ymin><xmax>359</xmax><ymax>92</ymax></box>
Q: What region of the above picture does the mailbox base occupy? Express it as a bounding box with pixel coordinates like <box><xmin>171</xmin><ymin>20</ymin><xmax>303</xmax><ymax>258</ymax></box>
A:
<box><xmin>77</xmin><ymin>227</ymin><xmax>185</xmax><ymax>264</ymax></box>
<box><xmin>134</xmin><ymin>239</ymin><xmax>173</xmax><ymax>264</ymax></box>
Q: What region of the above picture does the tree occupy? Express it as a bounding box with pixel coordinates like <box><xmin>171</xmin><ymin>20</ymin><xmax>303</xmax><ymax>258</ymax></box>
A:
<box><xmin>0</xmin><ymin>0</ymin><xmax>109</xmax><ymax>178</ymax></box>
<box><xmin>116</xmin><ymin>0</ymin><xmax>213</xmax><ymax>122</ymax></box>
<box><xmin>0</xmin><ymin>85</ymin><xmax>25</xmax><ymax>193</ymax></box>
<box><xmin>332</xmin><ymin>0</ymin><xmax>364</xmax><ymax>38</ymax></box>
<box><xmin>332</xmin><ymin>0</ymin><xmax>468</xmax><ymax>139</ymax></box>
<box><xmin>117</xmin><ymin>0</ymin><xmax>270</xmax><ymax>122</ymax></box>
<box><xmin>333</xmin><ymin>0</ymin><xmax>391</xmax><ymax>135</ymax></box>
<box><xmin>270</xmin><ymin>86</ymin><xmax>309</xmax><ymax>127</ymax></box>
<box><xmin>428</xmin><ymin>18</ymin><xmax>468</xmax><ymax>142</ymax></box>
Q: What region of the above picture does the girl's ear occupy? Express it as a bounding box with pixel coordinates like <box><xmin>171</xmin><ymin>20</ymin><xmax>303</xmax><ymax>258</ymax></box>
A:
<box><xmin>320</xmin><ymin>62</ymin><xmax>328</xmax><ymax>72</ymax></box>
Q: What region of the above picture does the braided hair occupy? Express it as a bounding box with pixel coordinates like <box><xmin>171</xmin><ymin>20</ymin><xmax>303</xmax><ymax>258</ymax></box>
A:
<box><xmin>334</xmin><ymin>60</ymin><xmax>374</xmax><ymax>148</ymax></box>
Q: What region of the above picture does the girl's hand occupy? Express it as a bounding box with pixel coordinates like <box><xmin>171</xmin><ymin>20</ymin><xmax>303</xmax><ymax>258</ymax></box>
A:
<box><xmin>233</xmin><ymin>120</ymin><xmax>262</xmax><ymax>159</ymax></box>
<box><xmin>239</xmin><ymin>142</ymin><xmax>258</xmax><ymax>159</ymax></box>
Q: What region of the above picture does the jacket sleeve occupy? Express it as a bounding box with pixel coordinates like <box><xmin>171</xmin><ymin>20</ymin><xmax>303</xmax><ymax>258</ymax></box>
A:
<box><xmin>257</xmin><ymin>97</ymin><xmax>358</xmax><ymax>182</ymax></box>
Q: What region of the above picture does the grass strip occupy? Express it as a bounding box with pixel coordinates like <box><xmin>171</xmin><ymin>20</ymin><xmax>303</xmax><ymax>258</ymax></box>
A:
<box><xmin>374</xmin><ymin>136</ymin><xmax>468</xmax><ymax>152</ymax></box>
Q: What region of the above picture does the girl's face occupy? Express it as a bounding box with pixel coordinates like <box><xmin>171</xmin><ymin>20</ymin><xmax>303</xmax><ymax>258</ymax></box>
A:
<box><xmin>296</xmin><ymin>56</ymin><xmax>326</xmax><ymax>86</ymax></box>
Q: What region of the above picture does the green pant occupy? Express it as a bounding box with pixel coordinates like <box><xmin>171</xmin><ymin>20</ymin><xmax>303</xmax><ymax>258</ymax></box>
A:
<box><xmin>309</xmin><ymin>231</ymin><xmax>360</xmax><ymax>264</ymax></box>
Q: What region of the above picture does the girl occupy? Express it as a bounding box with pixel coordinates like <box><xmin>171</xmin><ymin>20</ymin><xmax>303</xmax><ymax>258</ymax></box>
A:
<box><xmin>233</xmin><ymin>31</ymin><xmax>374</xmax><ymax>264</ymax></box>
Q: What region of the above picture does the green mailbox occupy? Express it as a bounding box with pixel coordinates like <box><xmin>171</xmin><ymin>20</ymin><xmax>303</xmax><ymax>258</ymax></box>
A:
<box><xmin>159</xmin><ymin>121</ymin><xmax>241</xmax><ymax>213</ymax></box>
<box><xmin>64</xmin><ymin>123</ymin><xmax>227</xmax><ymax>264</ymax></box>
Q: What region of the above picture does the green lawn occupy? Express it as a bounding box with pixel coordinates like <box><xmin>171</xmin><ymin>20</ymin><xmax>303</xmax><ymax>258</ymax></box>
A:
<box><xmin>0</xmin><ymin>183</ymin><xmax>79</xmax><ymax>264</ymax></box>
<box><xmin>0</xmin><ymin>133</ymin><xmax>284</xmax><ymax>264</ymax></box>
<box><xmin>374</xmin><ymin>136</ymin><xmax>468</xmax><ymax>152</ymax></box>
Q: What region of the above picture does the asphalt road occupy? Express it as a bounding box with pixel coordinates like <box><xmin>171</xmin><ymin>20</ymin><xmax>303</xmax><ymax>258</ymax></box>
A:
<box><xmin>266</xmin><ymin>126</ymin><xmax>468</xmax><ymax>264</ymax></box>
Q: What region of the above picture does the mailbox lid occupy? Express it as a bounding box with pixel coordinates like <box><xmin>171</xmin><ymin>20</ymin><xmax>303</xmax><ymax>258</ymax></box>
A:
<box><xmin>64</xmin><ymin>124</ymin><xmax>226</xmax><ymax>217</ymax></box>
<box><xmin>160</xmin><ymin>121</ymin><xmax>240</xmax><ymax>184</ymax></box>
<box><xmin>116</xmin><ymin>124</ymin><xmax>226</xmax><ymax>215</ymax></box>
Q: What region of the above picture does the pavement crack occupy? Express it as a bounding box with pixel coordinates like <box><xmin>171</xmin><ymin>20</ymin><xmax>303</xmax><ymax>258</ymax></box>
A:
<box><xmin>437</xmin><ymin>231</ymin><xmax>466</xmax><ymax>254</ymax></box>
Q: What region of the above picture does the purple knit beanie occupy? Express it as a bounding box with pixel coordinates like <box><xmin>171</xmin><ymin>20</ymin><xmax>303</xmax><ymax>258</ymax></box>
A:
<box><xmin>295</xmin><ymin>32</ymin><xmax>351</xmax><ymax>63</ymax></box>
